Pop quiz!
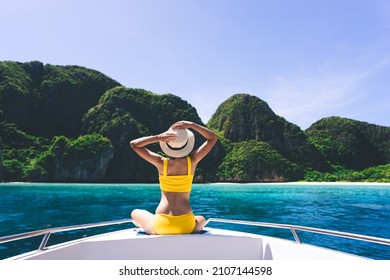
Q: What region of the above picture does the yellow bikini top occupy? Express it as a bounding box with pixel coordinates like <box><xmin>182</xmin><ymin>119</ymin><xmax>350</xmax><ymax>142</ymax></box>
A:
<box><xmin>159</xmin><ymin>156</ymin><xmax>194</xmax><ymax>193</ymax></box>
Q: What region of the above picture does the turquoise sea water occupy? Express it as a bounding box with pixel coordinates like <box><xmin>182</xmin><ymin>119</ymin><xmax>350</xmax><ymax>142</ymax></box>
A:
<box><xmin>0</xmin><ymin>183</ymin><xmax>390</xmax><ymax>259</ymax></box>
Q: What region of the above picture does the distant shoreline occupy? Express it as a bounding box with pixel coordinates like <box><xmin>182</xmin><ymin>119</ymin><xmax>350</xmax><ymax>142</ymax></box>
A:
<box><xmin>210</xmin><ymin>181</ymin><xmax>390</xmax><ymax>186</ymax></box>
<box><xmin>2</xmin><ymin>181</ymin><xmax>390</xmax><ymax>187</ymax></box>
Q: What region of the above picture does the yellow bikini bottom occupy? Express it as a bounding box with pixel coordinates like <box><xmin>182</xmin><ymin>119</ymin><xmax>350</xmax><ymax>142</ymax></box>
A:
<box><xmin>152</xmin><ymin>213</ymin><xmax>196</xmax><ymax>235</ymax></box>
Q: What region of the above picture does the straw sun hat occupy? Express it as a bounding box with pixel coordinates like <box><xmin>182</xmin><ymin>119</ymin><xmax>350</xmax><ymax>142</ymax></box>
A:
<box><xmin>159</xmin><ymin>128</ymin><xmax>195</xmax><ymax>158</ymax></box>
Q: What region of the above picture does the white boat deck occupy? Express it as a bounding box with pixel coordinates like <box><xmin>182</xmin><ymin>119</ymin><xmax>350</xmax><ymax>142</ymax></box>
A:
<box><xmin>9</xmin><ymin>227</ymin><xmax>367</xmax><ymax>260</ymax></box>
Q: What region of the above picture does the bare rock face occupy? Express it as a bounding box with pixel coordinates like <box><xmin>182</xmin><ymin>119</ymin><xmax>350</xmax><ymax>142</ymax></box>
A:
<box><xmin>52</xmin><ymin>145</ymin><xmax>113</xmax><ymax>182</ymax></box>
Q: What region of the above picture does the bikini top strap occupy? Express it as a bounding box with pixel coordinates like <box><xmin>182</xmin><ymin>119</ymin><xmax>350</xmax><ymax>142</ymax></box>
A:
<box><xmin>163</xmin><ymin>158</ymin><xmax>169</xmax><ymax>176</ymax></box>
<box><xmin>186</xmin><ymin>156</ymin><xmax>191</xmax><ymax>175</ymax></box>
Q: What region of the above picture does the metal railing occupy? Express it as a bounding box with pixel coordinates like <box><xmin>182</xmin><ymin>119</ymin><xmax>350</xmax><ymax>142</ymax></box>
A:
<box><xmin>1</xmin><ymin>217</ymin><xmax>390</xmax><ymax>257</ymax></box>
<box><xmin>205</xmin><ymin>218</ymin><xmax>390</xmax><ymax>246</ymax></box>
<box><xmin>0</xmin><ymin>219</ymin><xmax>134</xmax><ymax>251</ymax></box>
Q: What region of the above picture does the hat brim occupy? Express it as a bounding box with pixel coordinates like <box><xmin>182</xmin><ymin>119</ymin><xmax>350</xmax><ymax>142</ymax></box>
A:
<box><xmin>159</xmin><ymin>129</ymin><xmax>195</xmax><ymax>158</ymax></box>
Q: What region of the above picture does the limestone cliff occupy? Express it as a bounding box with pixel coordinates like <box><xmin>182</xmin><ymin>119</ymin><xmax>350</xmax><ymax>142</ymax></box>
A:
<box><xmin>208</xmin><ymin>94</ymin><xmax>330</xmax><ymax>172</ymax></box>
<box><xmin>306</xmin><ymin>117</ymin><xmax>390</xmax><ymax>170</ymax></box>
<box><xmin>1</xmin><ymin>61</ymin><xmax>388</xmax><ymax>183</ymax></box>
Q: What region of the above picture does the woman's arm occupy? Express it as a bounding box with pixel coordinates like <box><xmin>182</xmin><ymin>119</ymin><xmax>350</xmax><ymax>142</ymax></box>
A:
<box><xmin>130</xmin><ymin>131</ymin><xmax>177</xmax><ymax>167</ymax></box>
<box><xmin>171</xmin><ymin>121</ymin><xmax>218</xmax><ymax>164</ymax></box>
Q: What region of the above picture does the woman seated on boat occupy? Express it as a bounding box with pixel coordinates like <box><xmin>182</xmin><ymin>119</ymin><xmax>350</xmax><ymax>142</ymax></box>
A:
<box><xmin>130</xmin><ymin>121</ymin><xmax>218</xmax><ymax>235</ymax></box>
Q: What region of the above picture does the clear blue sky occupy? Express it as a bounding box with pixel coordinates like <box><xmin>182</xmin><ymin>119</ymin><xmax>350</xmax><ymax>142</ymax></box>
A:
<box><xmin>2</xmin><ymin>0</ymin><xmax>389</xmax><ymax>129</ymax></box>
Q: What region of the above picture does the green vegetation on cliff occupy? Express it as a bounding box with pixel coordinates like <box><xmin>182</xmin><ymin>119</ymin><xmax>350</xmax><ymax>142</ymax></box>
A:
<box><xmin>305</xmin><ymin>164</ymin><xmax>390</xmax><ymax>182</ymax></box>
<box><xmin>208</xmin><ymin>94</ymin><xmax>331</xmax><ymax>181</ymax></box>
<box><xmin>217</xmin><ymin>139</ymin><xmax>303</xmax><ymax>182</ymax></box>
<box><xmin>1</xmin><ymin>126</ymin><xmax>112</xmax><ymax>182</ymax></box>
<box><xmin>82</xmin><ymin>86</ymin><xmax>223</xmax><ymax>182</ymax></box>
<box><xmin>306</xmin><ymin>117</ymin><xmax>389</xmax><ymax>170</ymax></box>
<box><xmin>0</xmin><ymin>61</ymin><xmax>120</xmax><ymax>138</ymax></box>
<box><xmin>304</xmin><ymin>117</ymin><xmax>390</xmax><ymax>182</ymax></box>
<box><xmin>0</xmin><ymin>61</ymin><xmax>118</xmax><ymax>182</ymax></box>
<box><xmin>0</xmin><ymin>118</ymin><xmax>49</xmax><ymax>181</ymax></box>
<box><xmin>36</xmin><ymin>134</ymin><xmax>113</xmax><ymax>182</ymax></box>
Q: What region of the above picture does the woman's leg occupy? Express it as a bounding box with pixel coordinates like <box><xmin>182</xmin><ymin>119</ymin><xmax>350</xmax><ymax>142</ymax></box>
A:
<box><xmin>192</xmin><ymin>215</ymin><xmax>206</xmax><ymax>233</ymax></box>
<box><xmin>130</xmin><ymin>209</ymin><xmax>156</xmax><ymax>234</ymax></box>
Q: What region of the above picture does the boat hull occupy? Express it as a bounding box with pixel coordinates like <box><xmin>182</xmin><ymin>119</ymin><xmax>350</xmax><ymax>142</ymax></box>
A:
<box><xmin>8</xmin><ymin>227</ymin><xmax>367</xmax><ymax>260</ymax></box>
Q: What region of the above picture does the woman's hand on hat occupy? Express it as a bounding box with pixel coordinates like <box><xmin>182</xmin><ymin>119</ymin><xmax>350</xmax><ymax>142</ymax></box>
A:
<box><xmin>171</xmin><ymin>121</ymin><xmax>193</xmax><ymax>130</ymax></box>
<box><xmin>158</xmin><ymin>131</ymin><xmax>177</xmax><ymax>143</ymax></box>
